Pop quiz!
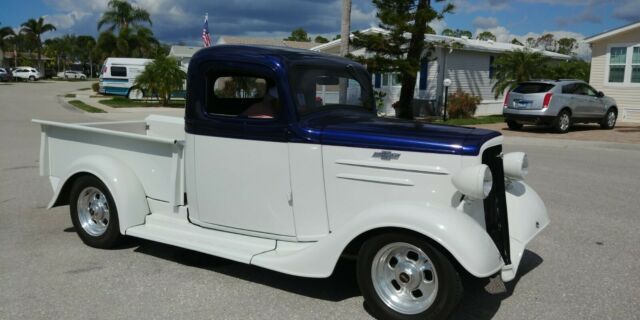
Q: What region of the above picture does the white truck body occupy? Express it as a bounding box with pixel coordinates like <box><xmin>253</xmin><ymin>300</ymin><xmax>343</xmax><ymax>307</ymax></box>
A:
<box><xmin>34</xmin><ymin>115</ymin><xmax>548</xmax><ymax>281</ymax></box>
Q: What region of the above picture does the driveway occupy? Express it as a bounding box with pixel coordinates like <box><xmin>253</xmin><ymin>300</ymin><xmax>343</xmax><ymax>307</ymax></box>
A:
<box><xmin>472</xmin><ymin>122</ymin><xmax>640</xmax><ymax>144</ymax></box>
<box><xmin>1</xmin><ymin>81</ymin><xmax>639</xmax><ymax>319</ymax></box>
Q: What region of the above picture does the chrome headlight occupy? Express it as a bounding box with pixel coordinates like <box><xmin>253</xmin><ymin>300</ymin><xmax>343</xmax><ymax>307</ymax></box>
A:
<box><xmin>452</xmin><ymin>164</ymin><xmax>493</xmax><ymax>200</ymax></box>
<box><xmin>503</xmin><ymin>152</ymin><xmax>528</xmax><ymax>180</ymax></box>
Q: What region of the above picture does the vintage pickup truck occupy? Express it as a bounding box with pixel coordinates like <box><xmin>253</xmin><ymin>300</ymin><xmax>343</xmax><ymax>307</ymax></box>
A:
<box><xmin>34</xmin><ymin>45</ymin><xmax>549</xmax><ymax>319</ymax></box>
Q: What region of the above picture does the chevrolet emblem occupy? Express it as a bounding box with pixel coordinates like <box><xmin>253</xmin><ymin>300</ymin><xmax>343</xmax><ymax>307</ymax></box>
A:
<box><xmin>372</xmin><ymin>151</ymin><xmax>400</xmax><ymax>161</ymax></box>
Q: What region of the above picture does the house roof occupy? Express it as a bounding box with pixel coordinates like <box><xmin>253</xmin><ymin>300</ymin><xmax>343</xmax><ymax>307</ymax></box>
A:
<box><xmin>583</xmin><ymin>20</ymin><xmax>640</xmax><ymax>43</ymax></box>
<box><xmin>169</xmin><ymin>45</ymin><xmax>203</xmax><ymax>58</ymax></box>
<box><xmin>216</xmin><ymin>36</ymin><xmax>320</xmax><ymax>50</ymax></box>
<box><xmin>311</xmin><ymin>27</ymin><xmax>571</xmax><ymax>60</ymax></box>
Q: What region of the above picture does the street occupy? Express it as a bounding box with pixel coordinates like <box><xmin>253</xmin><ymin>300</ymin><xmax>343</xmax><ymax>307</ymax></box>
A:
<box><xmin>1</xmin><ymin>81</ymin><xmax>639</xmax><ymax>320</ymax></box>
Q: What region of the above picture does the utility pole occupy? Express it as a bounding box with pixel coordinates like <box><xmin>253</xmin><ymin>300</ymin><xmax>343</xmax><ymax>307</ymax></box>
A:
<box><xmin>339</xmin><ymin>0</ymin><xmax>352</xmax><ymax>104</ymax></box>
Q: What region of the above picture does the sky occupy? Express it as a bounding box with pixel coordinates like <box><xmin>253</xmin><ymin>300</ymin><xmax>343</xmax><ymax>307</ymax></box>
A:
<box><xmin>1</xmin><ymin>0</ymin><xmax>639</xmax><ymax>58</ymax></box>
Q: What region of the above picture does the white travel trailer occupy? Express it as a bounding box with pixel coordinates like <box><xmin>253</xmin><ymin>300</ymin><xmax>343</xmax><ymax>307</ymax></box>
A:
<box><xmin>99</xmin><ymin>57</ymin><xmax>153</xmax><ymax>99</ymax></box>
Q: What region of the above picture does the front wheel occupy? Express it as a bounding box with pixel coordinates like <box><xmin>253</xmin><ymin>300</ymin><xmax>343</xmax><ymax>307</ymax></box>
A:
<box><xmin>357</xmin><ymin>233</ymin><xmax>463</xmax><ymax>320</ymax></box>
<box><xmin>29</xmin><ymin>76</ymin><xmax>35</xmax><ymax>81</ymax></box>
<box><xmin>69</xmin><ymin>175</ymin><xmax>123</xmax><ymax>248</ymax></box>
<box><xmin>128</xmin><ymin>87</ymin><xmax>144</xmax><ymax>100</ymax></box>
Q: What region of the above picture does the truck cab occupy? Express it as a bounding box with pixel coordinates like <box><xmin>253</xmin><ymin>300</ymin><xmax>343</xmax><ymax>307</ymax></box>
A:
<box><xmin>35</xmin><ymin>45</ymin><xmax>549</xmax><ymax>320</ymax></box>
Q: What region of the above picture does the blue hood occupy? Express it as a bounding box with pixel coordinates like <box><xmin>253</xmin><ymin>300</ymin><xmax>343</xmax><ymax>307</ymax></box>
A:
<box><xmin>298</xmin><ymin>111</ymin><xmax>501</xmax><ymax>156</ymax></box>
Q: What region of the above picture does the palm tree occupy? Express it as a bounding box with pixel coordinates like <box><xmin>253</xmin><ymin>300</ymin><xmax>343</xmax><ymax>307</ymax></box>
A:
<box><xmin>98</xmin><ymin>0</ymin><xmax>152</xmax><ymax>32</ymax></box>
<box><xmin>20</xmin><ymin>17</ymin><xmax>56</xmax><ymax>73</ymax></box>
<box><xmin>0</xmin><ymin>26</ymin><xmax>16</xmax><ymax>67</ymax></box>
<box><xmin>134</xmin><ymin>55</ymin><xmax>185</xmax><ymax>105</ymax></box>
<box><xmin>492</xmin><ymin>49</ymin><xmax>549</xmax><ymax>98</ymax></box>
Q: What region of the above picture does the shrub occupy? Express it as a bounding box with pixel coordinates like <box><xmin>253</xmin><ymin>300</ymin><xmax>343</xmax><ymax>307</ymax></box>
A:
<box><xmin>447</xmin><ymin>90</ymin><xmax>481</xmax><ymax>119</ymax></box>
<box><xmin>92</xmin><ymin>82</ymin><xmax>100</xmax><ymax>93</ymax></box>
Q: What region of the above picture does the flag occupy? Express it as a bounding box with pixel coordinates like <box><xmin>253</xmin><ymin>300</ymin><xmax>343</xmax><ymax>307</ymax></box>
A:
<box><xmin>202</xmin><ymin>13</ymin><xmax>212</xmax><ymax>47</ymax></box>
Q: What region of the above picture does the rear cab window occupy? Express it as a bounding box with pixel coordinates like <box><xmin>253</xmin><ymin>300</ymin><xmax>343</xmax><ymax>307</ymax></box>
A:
<box><xmin>207</xmin><ymin>75</ymin><xmax>280</xmax><ymax>119</ymax></box>
<box><xmin>512</xmin><ymin>83</ymin><xmax>555</xmax><ymax>94</ymax></box>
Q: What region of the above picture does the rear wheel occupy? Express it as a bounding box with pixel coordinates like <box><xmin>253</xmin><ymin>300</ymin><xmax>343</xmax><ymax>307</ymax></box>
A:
<box><xmin>506</xmin><ymin>120</ymin><xmax>523</xmax><ymax>131</ymax></box>
<box><xmin>553</xmin><ymin>110</ymin><xmax>571</xmax><ymax>133</ymax></box>
<box><xmin>357</xmin><ymin>233</ymin><xmax>463</xmax><ymax>320</ymax></box>
<box><xmin>600</xmin><ymin>108</ymin><xmax>617</xmax><ymax>129</ymax></box>
<box><xmin>69</xmin><ymin>175</ymin><xmax>123</xmax><ymax>248</ymax></box>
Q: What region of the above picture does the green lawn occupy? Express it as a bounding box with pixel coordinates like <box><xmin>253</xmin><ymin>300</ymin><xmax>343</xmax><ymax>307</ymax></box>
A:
<box><xmin>434</xmin><ymin>115</ymin><xmax>504</xmax><ymax>126</ymax></box>
<box><xmin>68</xmin><ymin>100</ymin><xmax>106</xmax><ymax>113</ymax></box>
<box><xmin>99</xmin><ymin>96</ymin><xmax>185</xmax><ymax>108</ymax></box>
<box><xmin>64</xmin><ymin>93</ymin><xmax>76</xmax><ymax>98</ymax></box>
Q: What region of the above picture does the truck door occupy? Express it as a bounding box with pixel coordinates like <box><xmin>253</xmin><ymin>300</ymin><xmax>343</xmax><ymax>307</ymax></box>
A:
<box><xmin>187</xmin><ymin>66</ymin><xmax>296</xmax><ymax>237</ymax></box>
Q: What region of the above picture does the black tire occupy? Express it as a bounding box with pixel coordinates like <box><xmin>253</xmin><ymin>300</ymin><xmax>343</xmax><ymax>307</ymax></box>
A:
<box><xmin>600</xmin><ymin>108</ymin><xmax>617</xmax><ymax>129</ymax></box>
<box><xmin>506</xmin><ymin>120</ymin><xmax>523</xmax><ymax>131</ymax></box>
<box><xmin>69</xmin><ymin>175</ymin><xmax>123</xmax><ymax>248</ymax></box>
<box><xmin>553</xmin><ymin>109</ymin><xmax>572</xmax><ymax>133</ymax></box>
<box><xmin>357</xmin><ymin>233</ymin><xmax>463</xmax><ymax>320</ymax></box>
<box><xmin>29</xmin><ymin>76</ymin><xmax>35</xmax><ymax>81</ymax></box>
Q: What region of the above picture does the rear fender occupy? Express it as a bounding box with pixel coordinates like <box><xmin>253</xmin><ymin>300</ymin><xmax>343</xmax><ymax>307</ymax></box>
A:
<box><xmin>251</xmin><ymin>202</ymin><xmax>503</xmax><ymax>278</ymax></box>
<box><xmin>49</xmin><ymin>155</ymin><xmax>150</xmax><ymax>234</ymax></box>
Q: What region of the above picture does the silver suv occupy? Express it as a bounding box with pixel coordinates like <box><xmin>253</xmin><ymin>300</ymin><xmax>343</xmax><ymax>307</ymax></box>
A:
<box><xmin>503</xmin><ymin>80</ymin><xmax>618</xmax><ymax>133</ymax></box>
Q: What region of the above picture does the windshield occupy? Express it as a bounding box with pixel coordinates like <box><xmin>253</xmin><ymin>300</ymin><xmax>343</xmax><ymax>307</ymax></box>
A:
<box><xmin>289</xmin><ymin>65</ymin><xmax>374</xmax><ymax>116</ymax></box>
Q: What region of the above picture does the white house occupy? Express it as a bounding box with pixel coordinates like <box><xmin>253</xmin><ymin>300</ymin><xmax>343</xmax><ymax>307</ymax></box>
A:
<box><xmin>169</xmin><ymin>45</ymin><xmax>203</xmax><ymax>70</ymax></box>
<box><xmin>310</xmin><ymin>27</ymin><xmax>571</xmax><ymax>116</ymax></box>
<box><xmin>584</xmin><ymin>20</ymin><xmax>640</xmax><ymax>122</ymax></box>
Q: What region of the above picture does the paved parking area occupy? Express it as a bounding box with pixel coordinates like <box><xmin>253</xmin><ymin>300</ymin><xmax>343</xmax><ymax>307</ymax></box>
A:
<box><xmin>1</xmin><ymin>81</ymin><xmax>639</xmax><ymax>319</ymax></box>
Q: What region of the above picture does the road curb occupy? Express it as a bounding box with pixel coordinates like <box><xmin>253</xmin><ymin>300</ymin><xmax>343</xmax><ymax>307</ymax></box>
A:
<box><xmin>504</xmin><ymin>136</ymin><xmax>640</xmax><ymax>152</ymax></box>
<box><xmin>56</xmin><ymin>95</ymin><xmax>83</xmax><ymax>113</ymax></box>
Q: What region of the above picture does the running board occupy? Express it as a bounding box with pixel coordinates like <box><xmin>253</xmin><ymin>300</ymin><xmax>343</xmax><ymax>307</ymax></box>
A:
<box><xmin>125</xmin><ymin>214</ymin><xmax>276</xmax><ymax>264</ymax></box>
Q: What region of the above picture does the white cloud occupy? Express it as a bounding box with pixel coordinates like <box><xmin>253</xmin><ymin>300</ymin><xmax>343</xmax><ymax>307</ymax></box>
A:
<box><xmin>613</xmin><ymin>1</ymin><xmax>640</xmax><ymax>22</ymax></box>
<box><xmin>472</xmin><ymin>16</ymin><xmax>498</xmax><ymax>29</ymax></box>
<box><xmin>429</xmin><ymin>19</ymin><xmax>448</xmax><ymax>35</ymax></box>
<box><xmin>474</xmin><ymin>25</ymin><xmax>591</xmax><ymax>59</ymax></box>
<box><xmin>452</xmin><ymin>0</ymin><xmax>509</xmax><ymax>13</ymax></box>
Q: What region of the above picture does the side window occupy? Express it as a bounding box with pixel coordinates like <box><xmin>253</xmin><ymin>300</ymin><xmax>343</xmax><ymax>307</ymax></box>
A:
<box><xmin>111</xmin><ymin>66</ymin><xmax>127</xmax><ymax>77</ymax></box>
<box><xmin>562</xmin><ymin>84</ymin><xmax>575</xmax><ymax>94</ymax></box>
<box><xmin>584</xmin><ymin>85</ymin><xmax>598</xmax><ymax>97</ymax></box>
<box><xmin>208</xmin><ymin>75</ymin><xmax>280</xmax><ymax>119</ymax></box>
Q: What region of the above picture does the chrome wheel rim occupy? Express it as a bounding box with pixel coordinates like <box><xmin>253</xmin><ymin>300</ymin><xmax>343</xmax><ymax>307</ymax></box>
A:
<box><xmin>607</xmin><ymin>112</ymin><xmax>616</xmax><ymax>127</ymax></box>
<box><xmin>371</xmin><ymin>242</ymin><xmax>438</xmax><ymax>315</ymax></box>
<box><xmin>560</xmin><ymin>114</ymin><xmax>570</xmax><ymax>131</ymax></box>
<box><xmin>77</xmin><ymin>187</ymin><xmax>110</xmax><ymax>236</ymax></box>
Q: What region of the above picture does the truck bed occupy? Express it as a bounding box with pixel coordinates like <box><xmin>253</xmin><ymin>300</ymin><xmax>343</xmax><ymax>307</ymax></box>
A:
<box><xmin>33</xmin><ymin>115</ymin><xmax>186</xmax><ymax>206</ymax></box>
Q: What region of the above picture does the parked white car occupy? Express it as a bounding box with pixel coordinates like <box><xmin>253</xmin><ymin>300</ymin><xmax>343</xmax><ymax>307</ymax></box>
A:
<box><xmin>34</xmin><ymin>46</ymin><xmax>549</xmax><ymax>319</ymax></box>
<box><xmin>57</xmin><ymin>70</ymin><xmax>87</xmax><ymax>80</ymax></box>
<box><xmin>12</xmin><ymin>67</ymin><xmax>40</xmax><ymax>81</ymax></box>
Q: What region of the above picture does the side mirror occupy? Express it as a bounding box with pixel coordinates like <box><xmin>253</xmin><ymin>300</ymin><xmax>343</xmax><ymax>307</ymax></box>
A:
<box><xmin>597</xmin><ymin>91</ymin><xmax>605</xmax><ymax>98</ymax></box>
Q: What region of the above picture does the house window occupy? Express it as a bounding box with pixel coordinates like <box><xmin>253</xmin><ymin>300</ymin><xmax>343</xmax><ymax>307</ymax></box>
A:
<box><xmin>382</xmin><ymin>73</ymin><xmax>389</xmax><ymax>86</ymax></box>
<box><xmin>489</xmin><ymin>56</ymin><xmax>495</xmax><ymax>79</ymax></box>
<box><xmin>419</xmin><ymin>61</ymin><xmax>428</xmax><ymax>90</ymax></box>
<box><xmin>632</xmin><ymin>47</ymin><xmax>640</xmax><ymax>83</ymax></box>
<box><xmin>608</xmin><ymin>47</ymin><xmax>626</xmax><ymax>83</ymax></box>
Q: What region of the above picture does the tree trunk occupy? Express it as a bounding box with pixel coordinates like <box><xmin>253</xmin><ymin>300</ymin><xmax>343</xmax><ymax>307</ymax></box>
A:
<box><xmin>397</xmin><ymin>0</ymin><xmax>430</xmax><ymax>120</ymax></box>
<box><xmin>37</xmin><ymin>36</ymin><xmax>43</xmax><ymax>75</ymax></box>
<box><xmin>338</xmin><ymin>0</ymin><xmax>352</xmax><ymax>104</ymax></box>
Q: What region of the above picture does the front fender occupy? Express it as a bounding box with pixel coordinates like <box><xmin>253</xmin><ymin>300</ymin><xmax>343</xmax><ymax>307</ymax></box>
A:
<box><xmin>501</xmin><ymin>180</ymin><xmax>549</xmax><ymax>281</ymax></box>
<box><xmin>251</xmin><ymin>202</ymin><xmax>503</xmax><ymax>278</ymax></box>
<box><xmin>49</xmin><ymin>155</ymin><xmax>150</xmax><ymax>234</ymax></box>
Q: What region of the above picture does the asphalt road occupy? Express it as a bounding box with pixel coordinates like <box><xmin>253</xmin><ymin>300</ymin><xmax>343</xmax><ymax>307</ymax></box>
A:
<box><xmin>1</xmin><ymin>81</ymin><xmax>639</xmax><ymax>320</ymax></box>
